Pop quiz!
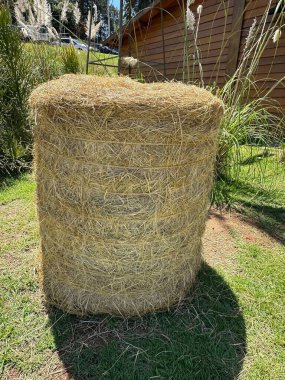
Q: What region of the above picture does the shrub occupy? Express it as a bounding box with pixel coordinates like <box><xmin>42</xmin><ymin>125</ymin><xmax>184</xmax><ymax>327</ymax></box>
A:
<box><xmin>0</xmin><ymin>6</ymin><xmax>34</xmax><ymax>174</ymax></box>
<box><xmin>184</xmin><ymin>1</ymin><xmax>285</xmax><ymax>203</ymax></box>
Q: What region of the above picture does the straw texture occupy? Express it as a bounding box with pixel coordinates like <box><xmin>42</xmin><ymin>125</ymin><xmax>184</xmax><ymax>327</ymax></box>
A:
<box><xmin>30</xmin><ymin>74</ymin><xmax>224</xmax><ymax>316</ymax></box>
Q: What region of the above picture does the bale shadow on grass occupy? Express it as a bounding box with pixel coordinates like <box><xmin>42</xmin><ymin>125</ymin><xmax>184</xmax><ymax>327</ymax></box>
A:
<box><xmin>229</xmin><ymin>180</ymin><xmax>285</xmax><ymax>244</ymax></box>
<box><xmin>48</xmin><ymin>263</ymin><xmax>246</xmax><ymax>380</ymax></box>
<box><xmin>238</xmin><ymin>201</ymin><xmax>285</xmax><ymax>244</ymax></box>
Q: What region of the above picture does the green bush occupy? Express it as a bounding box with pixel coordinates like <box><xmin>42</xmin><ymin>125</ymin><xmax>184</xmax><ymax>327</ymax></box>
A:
<box><xmin>0</xmin><ymin>6</ymin><xmax>34</xmax><ymax>174</ymax></box>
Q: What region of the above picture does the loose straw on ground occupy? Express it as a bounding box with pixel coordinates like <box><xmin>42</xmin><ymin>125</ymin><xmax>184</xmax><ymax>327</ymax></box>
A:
<box><xmin>30</xmin><ymin>74</ymin><xmax>224</xmax><ymax>316</ymax></box>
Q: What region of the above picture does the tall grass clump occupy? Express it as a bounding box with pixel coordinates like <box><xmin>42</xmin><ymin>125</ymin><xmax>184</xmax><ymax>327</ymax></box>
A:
<box><xmin>216</xmin><ymin>0</ymin><xmax>285</xmax><ymax>181</ymax></box>
<box><xmin>30</xmin><ymin>43</ymin><xmax>63</xmax><ymax>83</ymax></box>
<box><xmin>61</xmin><ymin>45</ymin><xmax>81</xmax><ymax>74</ymax></box>
<box><xmin>0</xmin><ymin>6</ymin><xmax>34</xmax><ymax>174</ymax></box>
<box><xmin>181</xmin><ymin>1</ymin><xmax>285</xmax><ymax>205</ymax></box>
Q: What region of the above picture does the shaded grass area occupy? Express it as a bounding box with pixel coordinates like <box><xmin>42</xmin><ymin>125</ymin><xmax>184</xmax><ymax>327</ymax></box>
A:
<box><xmin>223</xmin><ymin>146</ymin><xmax>285</xmax><ymax>243</ymax></box>
<box><xmin>49</xmin><ymin>264</ymin><xmax>246</xmax><ymax>380</ymax></box>
<box><xmin>1</xmin><ymin>146</ymin><xmax>285</xmax><ymax>379</ymax></box>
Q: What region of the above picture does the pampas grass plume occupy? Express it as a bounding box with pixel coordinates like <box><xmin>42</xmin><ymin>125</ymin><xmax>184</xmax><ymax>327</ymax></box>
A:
<box><xmin>197</xmin><ymin>5</ymin><xmax>203</xmax><ymax>15</ymax></box>
<box><xmin>73</xmin><ymin>2</ymin><xmax>81</xmax><ymax>25</ymax></box>
<box><xmin>273</xmin><ymin>29</ymin><xmax>282</xmax><ymax>43</ymax></box>
<box><xmin>186</xmin><ymin>8</ymin><xmax>195</xmax><ymax>31</ymax></box>
<box><xmin>121</xmin><ymin>56</ymin><xmax>138</xmax><ymax>67</ymax></box>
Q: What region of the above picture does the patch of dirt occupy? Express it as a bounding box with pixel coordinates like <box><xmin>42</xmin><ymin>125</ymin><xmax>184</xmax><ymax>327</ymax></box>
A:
<box><xmin>5</xmin><ymin>367</ymin><xmax>21</xmax><ymax>380</ymax></box>
<box><xmin>203</xmin><ymin>210</ymin><xmax>237</xmax><ymax>270</ymax></box>
<box><xmin>1</xmin><ymin>252</ymin><xmax>18</xmax><ymax>266</ymax></box>
<box><xmin>203</xmin><ymin>208</ymin><xmax>278</xmax><ymax>270</ymax></box>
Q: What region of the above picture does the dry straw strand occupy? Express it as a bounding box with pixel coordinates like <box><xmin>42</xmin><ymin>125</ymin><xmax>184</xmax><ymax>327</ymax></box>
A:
<box><xmin>30</xmin><ymin>74</ymin><xmax>224</xmax><ymax>317</ymax></box>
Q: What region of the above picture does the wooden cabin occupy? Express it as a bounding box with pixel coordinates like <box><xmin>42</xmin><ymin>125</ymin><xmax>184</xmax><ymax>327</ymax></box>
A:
<box><xmin>105</xmin><ymin>0</ymin><xmax>285</xmax><ymax>109</ymax></box>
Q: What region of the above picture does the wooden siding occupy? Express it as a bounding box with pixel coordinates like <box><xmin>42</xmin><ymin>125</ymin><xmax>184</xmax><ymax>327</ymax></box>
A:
<box><xmin>120</xmin><ymin>0</ymin><xmax>234</xmax><ymax>84</ymax></box>
<box><xmin>240</xmin><ymin>0</ymin><xmax>285</xmax><ymax>106</ymax></box>
<box><xmin>110</xmin><ymin>0</ymin><xmax>284</xmax><ymax>108</ymax></box>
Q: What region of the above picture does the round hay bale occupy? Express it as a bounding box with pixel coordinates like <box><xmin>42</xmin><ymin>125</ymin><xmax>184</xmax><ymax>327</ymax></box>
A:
<box><xmin>30</xmin><ymin>74</ymin><xmax>224</xmax><ymax>316</ymax></box>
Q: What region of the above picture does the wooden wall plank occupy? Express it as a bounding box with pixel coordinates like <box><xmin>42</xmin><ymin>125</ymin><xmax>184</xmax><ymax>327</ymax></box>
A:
<box><xmin>225</xmin><ymin>0</ymin><xmax>246</xmax><ymax>76</ymax></box>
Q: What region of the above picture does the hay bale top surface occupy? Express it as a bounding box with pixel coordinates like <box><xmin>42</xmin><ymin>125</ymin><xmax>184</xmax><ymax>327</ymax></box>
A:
<box><xmin>29</xmin><ymin>74</ymin><xmax>223</xmax><ymax>116</ymax></box>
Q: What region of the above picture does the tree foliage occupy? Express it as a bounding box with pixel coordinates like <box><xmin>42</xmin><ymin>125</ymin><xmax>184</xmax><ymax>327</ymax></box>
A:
<box><xmin>49</xmin><ymin>0</ymin><xmax>119</xmax><ymax>40</ymax></box>
<box><xmin>123</xmin><ymin>0</ymin><xmax>152</xmax><ymax>23</ymax></box>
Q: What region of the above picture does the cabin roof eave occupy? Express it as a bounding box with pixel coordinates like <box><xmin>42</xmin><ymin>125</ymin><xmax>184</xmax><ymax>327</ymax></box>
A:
<box><xmin>103</xmin><ymin>0</ymin><xmax>182</xmax><ymax>47</ymax></box>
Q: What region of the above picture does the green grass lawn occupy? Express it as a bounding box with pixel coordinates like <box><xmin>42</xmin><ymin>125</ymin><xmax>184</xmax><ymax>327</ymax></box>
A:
<box><xmin>71</xmin><ymin>47</ymin><xmax>118</xmax><ymax>76</ymax></box>
<box><xmin>0</xmin><ymin>148</ymin><xmax>284</xmax><ymax>379</ymax></box>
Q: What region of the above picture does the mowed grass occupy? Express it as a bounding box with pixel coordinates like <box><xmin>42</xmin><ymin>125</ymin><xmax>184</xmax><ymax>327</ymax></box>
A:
<box><xmin>0</xmin><ymin>148</ymin><xmax>285</xmax><ymax>380</ymax></box>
